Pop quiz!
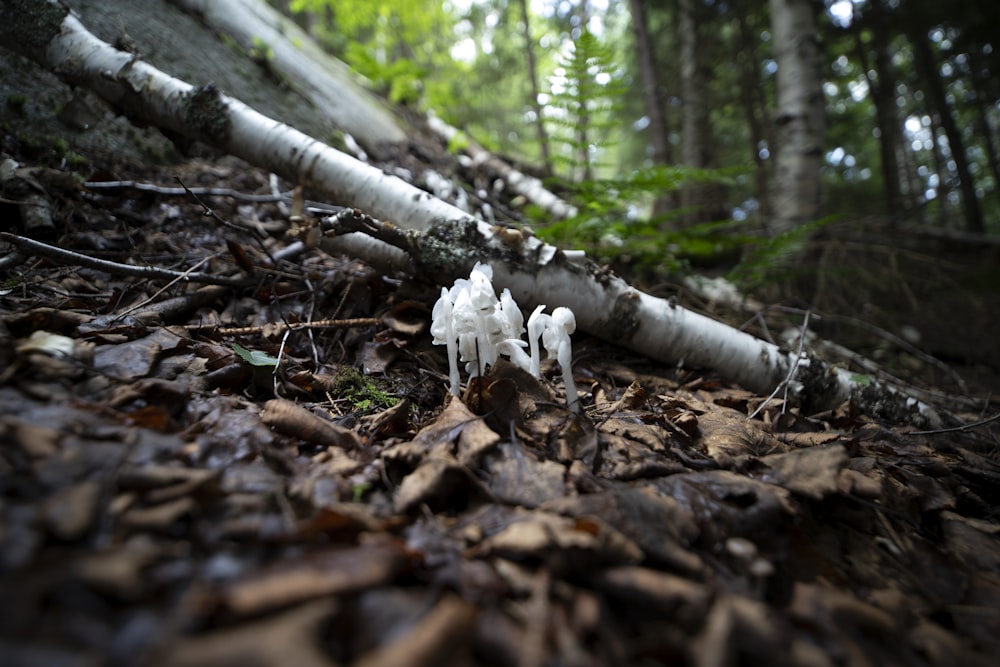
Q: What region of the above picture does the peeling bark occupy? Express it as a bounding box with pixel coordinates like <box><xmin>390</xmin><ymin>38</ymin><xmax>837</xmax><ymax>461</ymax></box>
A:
<box><xmin>0</xmin><ymin>0</ymin><xmax>944</xmax><ymax>426</ymax></box>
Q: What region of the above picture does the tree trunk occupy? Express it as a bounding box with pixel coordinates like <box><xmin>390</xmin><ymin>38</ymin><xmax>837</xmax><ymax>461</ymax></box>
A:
<box><xmin>734</xmin><ymin>9</ymin><xmax>772</xmax><ymax>220</ymax></box>
<box><xmin>0</xmin><ymin>0</ymin><xmax>945</xmax><ymax>427</ymax></box>
<box><xmin>908</xmin><ymin>31</ymin><xmax>984</xmax><ymax>233</ymax></box>
<box><xmin>768</xmin><ymin>0</ymin><xmax>825</xmax><ymax>235</ymax></box>
<box><xmin>628</xmin><ymin>0</ymin><xmax>670</xmax><ymax>168</ymax></box>
<box><xmin>678</xmin><ymin>0</ymin><xmax>707</xmax><ymax>225</ymax></box>
<box><xmin>854</xmin><ymin>9</ymin><xmax>906</xmax><ymax>220</ymax></box>
<box><xmin>627</xmin><ymin>0</ymin><xmax>674</xmax><ymax>216</ymax></box>
<box><xmin>516</xmin><ymin>0</ymin><xmax>553</xmax><ymax>178</ymax></box>
<box><xmin>967</xmin><ymin>48</ymin><xmax>1000</xmax><ymax>212</ymax></box>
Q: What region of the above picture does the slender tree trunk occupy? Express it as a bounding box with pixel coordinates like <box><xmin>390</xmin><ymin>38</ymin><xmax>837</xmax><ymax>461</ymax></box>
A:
<box><xmin>967</xmin><ymin>50</ymin><xmax>1000</xmax><ymax>211</ymax></box>
<box><xmin>734</xmin><ymin>11</ymin><xmax>771</xmax><ymax>220</ymax></box>
<box><xmin>927</xmin><ymin>116</ymin><xmax>952</xmax><ymax>226</ymax></box>
<box><xmin>678</xmin><ymin>0</ymin><xmax>706</xmax><ymax>225</ymax></box>
<box><xmin>908</xmin><ymin>32</ymin><xmax>984</xmax><ymax>232</ymax></box>
<box><xmin>517</xmin><ymin>0</ymin><xmax>553</xmax><ymax>178</ymax></box>
<box><xmin>627</xmin><ymin>0</ymin><xmax>674</xmax><ymax>217</ymax></box>
<box><xmin>973</xmin><ymin>96</ymin><xmax>1000</xmax><ymax>212</ymax></box>
<box><xmin>628</xmin><ymin>0</ymin><xmax>669</xmax><ymax>166</ymax></box>
<box><xmin>768</xmin><ymin>0</ymin><xmax>825</xmax><ymax>235</ymax></box>
<box><xmin>851</xmin><ymin>8</ymin><xmax>909</xmax><ymax>221</ymax></box>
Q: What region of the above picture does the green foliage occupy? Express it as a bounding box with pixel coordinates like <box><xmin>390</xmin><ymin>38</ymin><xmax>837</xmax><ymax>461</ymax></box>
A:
<box><xmin>232</xmin><ymin>343</ymin><xmax>278</xmax><ymax>367</ymax></box>
<box><xmin>249</xmin><ymin>36</ymin><xmax>274</xmax><ymax>64</ymax></box>
<box><xmin>727</xmin><ymin>215</ymin><xmax>839</xmax><ymax>291</ymax></box>
<box><xmin>287</xmin><ymin>0</ymin><xmax>471</xmax><ymax>112</ymax></box>
<box><xmin>546</xmin><ymin>28</ymin><xmax>627</xmax><ymax>180</ymax></box>
<box><xmin>535</xmin><ymin>164</ymin><xmax>750</xmax><ymax>273</ymax></box>
<box><xmin>329</xmin><ymin>366</ymin><xmax>399</xmax><ymax>411</ymax></box>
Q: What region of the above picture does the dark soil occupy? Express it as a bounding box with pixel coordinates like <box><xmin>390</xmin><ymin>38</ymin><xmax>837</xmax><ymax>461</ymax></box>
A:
<box><xmin>2</xmin><ymin>144</ymin><xmax>1000</xmax><ymax>667</ymax></box>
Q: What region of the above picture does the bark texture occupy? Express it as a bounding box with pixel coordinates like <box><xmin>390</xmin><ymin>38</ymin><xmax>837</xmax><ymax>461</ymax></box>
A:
<box><xmin>768</xmin><ymin>0</ymin><xmax>825</xmax><ymax>235</ymax></box>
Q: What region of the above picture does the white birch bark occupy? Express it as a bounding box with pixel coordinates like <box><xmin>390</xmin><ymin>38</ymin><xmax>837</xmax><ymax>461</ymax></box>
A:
<box><xmin>0</xmin><ymin>0</ymin><xmax>941</xmax><ymax>426</ymax></box>
<box><xmin>425</xmin><ymin>115</ymin><xmax>577</xmax><ymax>221</ymax></box>
<box><xmin>769</xmin><ymin>0</ymin><xmax>825</xmax><ymax>235</ymax></box>
<box><xmin>170</xmin><ymin>0</ymin><xmax>407</xmax><ymax>153</ymax></box>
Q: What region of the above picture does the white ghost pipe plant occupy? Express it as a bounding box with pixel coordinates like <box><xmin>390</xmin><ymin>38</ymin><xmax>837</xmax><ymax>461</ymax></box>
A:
<box><xmin>542</xmin><ymin>307</ymin><xmax>580</xmax><ymax>413</ymax></box>
<box><xmin>430</xmin><ymin>286</ymin><xmax>460</xmax><ymax>396</ymax></box>
<box><xmin>431</xmin><ymin>263</ymin><xmax>578</xmax><ymax>412</ymax></box>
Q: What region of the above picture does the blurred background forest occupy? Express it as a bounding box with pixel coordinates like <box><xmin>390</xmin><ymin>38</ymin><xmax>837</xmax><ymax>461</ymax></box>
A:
<box><xmin>274</xmin><ymin>0</ymin><xmax>999</xmax><ymax>277</ymax></box>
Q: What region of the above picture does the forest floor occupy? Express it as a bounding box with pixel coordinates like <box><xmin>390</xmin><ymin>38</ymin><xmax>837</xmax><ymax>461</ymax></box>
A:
<box><xmin>2</xmin><ymin>151</ymin><xmax>1000</xmax><ymax>667</ymax></box>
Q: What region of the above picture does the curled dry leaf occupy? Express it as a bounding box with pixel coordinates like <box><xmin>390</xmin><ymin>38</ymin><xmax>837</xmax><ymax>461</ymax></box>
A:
<box><xmin>261</xmin><ymin>398</ymin><xmax>361</xmax><ymax>449</ymax></box>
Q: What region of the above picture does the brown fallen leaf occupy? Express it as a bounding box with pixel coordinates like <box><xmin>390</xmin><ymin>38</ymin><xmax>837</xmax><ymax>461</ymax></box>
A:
<box><xmin>120</xmin><ymin>496</ymin><xmax>197</xmax><ymax>530</ymax></box>
<box><xmin>353</xmin><ymin>595</ymin><xmax>477</xmax><ymax>667</ymax></box>
<box><xmin>221</xmin><ymin>541</ymin><xmax>405</xmax><ymax>616</ymax></box>
<box><xmin>74</xmin><ymin>538</ymin><xmax>164</xmax><ymax>600</ymax></box>
<box><xmin>153</xmin><ymin>599</ymin><xmax>339</xmax><ymax>667</ymax></box>
<box><xmin>760</xmin><ymin>443</ymin><xmax>849</xmax><ymax>500</ymax></box>
<box><xmin>42</xmin><ymin>479</ymin><xmax>101</xmax><ymax>540</ymax></box>
<box><xmin>697</xmin><ymin>405</ymin><xmax>788</xmax><ymax>463</ymax></box>
<box><xmin>694</xmin><ymin>594</ymin><xmax>786</xmax><ymax>667</ymax></box>
<box><xmin>261</xmin><ymin>398</ymin><xmax>360</xmax><ymax>450</ymax></box>
<box><xmin>475</xmin><ymin>509</ymin><xmax>643</xmax><ymax>569</ymax></box>
<box><xmin>598</xmin><ymin>566</ymin><xmax>712</xmax><ymax>627</ymax></box>
<box><xmin>482</xmin><ymin>441</ymin><xmax>568</xmax><ymax>508</ymax></box>
<box><xmin>393</xmin><ymin>455</ymin><xmax>487</xmax><ymax>514</ymax></box>
<box><xmin>545</xmin><ymin>486</ymin><xmax>705</xmax><ymax>576</ymax></box>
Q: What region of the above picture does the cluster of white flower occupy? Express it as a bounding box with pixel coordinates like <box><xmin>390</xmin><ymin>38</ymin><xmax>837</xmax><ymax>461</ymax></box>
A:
<box><xmin>431</xmin><ymin>262</ymin><xmax>579</xmax><ymax>412</ymax></box>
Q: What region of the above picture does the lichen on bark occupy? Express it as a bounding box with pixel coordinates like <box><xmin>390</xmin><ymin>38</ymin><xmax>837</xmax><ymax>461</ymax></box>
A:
<box><xmin>410</xmin><ymin>217</ymin><xmax>484</xmax><ymax>277</ymax></box>
<box><xmin>183</xmin><ymin>84</ymin><xmax>231</xmax><ymax>143</ymax></box>
<box><xmin>596</xmin><ymin>289</ymin><xmax>641</xmax><ymax>342</ymax></box>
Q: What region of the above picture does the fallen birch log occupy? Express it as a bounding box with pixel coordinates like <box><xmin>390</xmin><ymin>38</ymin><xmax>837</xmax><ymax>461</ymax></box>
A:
<box><xmin>0</xmin><ymin>0</ymin><xmax>943</xmax><ymax>426</ymax></box>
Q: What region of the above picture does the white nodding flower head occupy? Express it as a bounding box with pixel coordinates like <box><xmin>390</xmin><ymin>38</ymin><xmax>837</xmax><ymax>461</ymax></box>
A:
<box><xmin>495</xmin><ymin>339</ymin><xmax>531</xmax><ymax>373</ymax></box>
<box><xmin>431</xmin><ymin>286</ymin><xmax>461</xmax><ymax>396</ymax></box>
<box><xmin>543</xmin><ymin>307</ymin><xmax>579</xmax><ymax>412</ymax></box>
<box><xmin>430</xmin><ymin>263</ymin><xmax>578</xmax><ymax>410</ymax></box>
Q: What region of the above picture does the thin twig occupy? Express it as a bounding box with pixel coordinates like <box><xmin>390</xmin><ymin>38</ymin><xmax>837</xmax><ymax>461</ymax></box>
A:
<box><xmin>908</xmin><ymin>411</ymin><xmax>1000</xmax><ymax>436</ymax></box>
<box><xmin>84</xmin><ymin>180</ymin><xmax>343</xmax><ymax>213</ymax></box>
<box><xmin>115</xmin><ymin>253</ymin><xmax>217</xmax><ymax>318</ymax></box>
<box><xmin>0</xmin><ymin>232</ymin><xmax>254</xmax><ymax>287</ymax></box>
<box><xmin>85</xmin><ymin>180</ymin><xmax>292</xmax><ymax>202</ymax></box>
<box><xmin>183</xmin><ymin>317</ymin><xmax>380</xmax><ymax>335</ymax></box>
<box><xmin>175</xmin><ymin>177</ymin><xmax>252</xmax><ymax>234</ymax></box>
<box><xmin>748</xmin><ymin>310</ymin><xmax>810</xmax><ymax>421</ymax></box>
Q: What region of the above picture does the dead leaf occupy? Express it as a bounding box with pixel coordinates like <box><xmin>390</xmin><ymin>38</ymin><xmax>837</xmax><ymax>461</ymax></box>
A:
<box><xmin>42</xmin><ymin>479</ymin><xmax>101</xmax><ymax>540</ymax></box>
<box><xmin>544</xmin><ymin>486</ymin><xmax>704</xmax><ymax>576</ymax></box>
<box><xmin>653</xmin><ymin>471</ymin><xmax>794</xmax><ymax>545</ymax></box>
<box><xmin>154</xmin><ymin>599</ymin><xmax>339</xmax><ymax>667</ymax></box>
<box><xmin>761</xmin><ymin>443</ymin><xmax>849</xmax><ymax>500</ymax></box>
<box><xmin>261</xmin><ymin>398</ymin><xmax>360</xmax><ymax>449</ymax></box>
<box><xmin>598</xmin><ymin>566</ymin><xmax>712</xmax><ymax>627</ymax></box>
<box><xmin>353</xmin><ymin>595</ymin><xmax>476</xmax><ymax>667</ymax></box>
<box><xmin>222</xmin><ymin>541</ymin><xmax>405</xmax><ymax>616</ymax></box>
<box><xmin>698</xmin><ymin>406</ymin><xmax>788</xmax><ymax>463</ymax></box>
<box><xmin>393</xmin><ymin>455</ymin><xmax>486</xmax><ymax>514</ymax></box>
<box><xmin>482</xmin><ymin>441</ymin><xmax>568</xmax><ymax>508</ymax></box>
<box><xmin>476</xmin><ymin>509</ymin><xmax>643</xmax><ymax>569</ymax></box>
<box><xmin>121</xmin><ymin>496</ymin><xmax>197</xmax><ymax>530</ymax></box>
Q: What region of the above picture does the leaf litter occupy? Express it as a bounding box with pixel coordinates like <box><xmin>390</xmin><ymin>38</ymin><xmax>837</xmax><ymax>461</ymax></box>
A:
<box><xmin>1</xmin><ymin>157</ymin><xmax>999</xmax><ymax>666</ymax></box>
